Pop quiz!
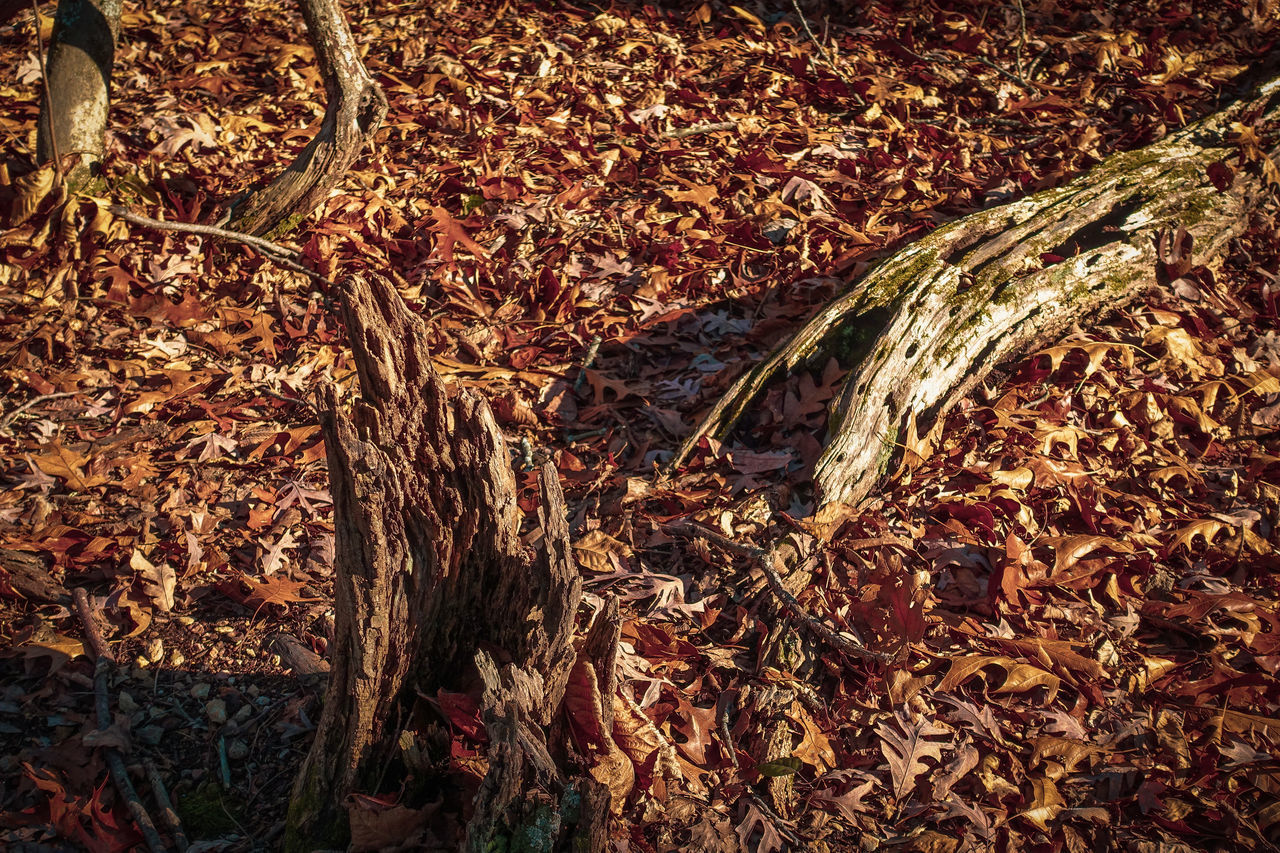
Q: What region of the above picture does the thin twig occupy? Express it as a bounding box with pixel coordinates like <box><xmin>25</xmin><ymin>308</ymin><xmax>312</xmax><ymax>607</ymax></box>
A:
<box><xmin>660</xmin><ymin>121</ymin><xmax>737</xmax><ymax>141</ymax></box>
<box><xmin>108</xmin><ymin>205</ymin><xmax>334</xmax><ymax>286</ymax></box>
<box><xmin>666</xmin><ymin>520</ymin><xmax>891</xmax><ymax>664</ymax></box>
<box><xmin>1013</xmin><ymin>0</ymin><xmax>1029</xmax><ymax>83</ymax></box>
<box><xmin>789</xmin><ymin>0</ymin><xmax>863</xmax><ymax>104</ymax></box>
<box><xmin>31</xmin><ymin>0</ymin><xmax>63</xmax><ymax>185</ymax></box>
<box><xmin>73</xmin><ymin>589</ymin><xmax>169</xmax><ymax>853</ymax></box>
<box><xmin>0</xmin><ymin>390</ymin><xmax>78</xmax><ymax>431</ymax></box>
<box><xmin>145</xmin><ymin>761</ymin><xmax>190</xmax><ymax>852</ymax></box>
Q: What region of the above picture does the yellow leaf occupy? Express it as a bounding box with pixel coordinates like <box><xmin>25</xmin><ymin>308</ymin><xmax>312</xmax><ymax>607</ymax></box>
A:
<box><xmin>729</xmin><ymin>5</ymin><xmax>764</xmax><ymax>29</ymax></box>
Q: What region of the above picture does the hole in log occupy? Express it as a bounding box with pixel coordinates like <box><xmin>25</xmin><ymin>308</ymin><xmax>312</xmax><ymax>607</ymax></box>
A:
<box><xmin>830</xmin><ymin>305</ymin><xmax>895</xmax><ymax>368</ymax></box>
<box><xmin>905</xmin><ymin>342</ymin><xmax>918</xmax><ymax>359</ymax></box>
<box><xmin>1045</xmin><ymin>197</ymin><xmax>1143</xmax><ymax>260</ymax></box>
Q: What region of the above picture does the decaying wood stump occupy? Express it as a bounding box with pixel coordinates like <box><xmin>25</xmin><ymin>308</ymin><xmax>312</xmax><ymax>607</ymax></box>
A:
<box><xmin>674</xmin><ymin>73</ymin><xmax>1280</xmax><ymax>508</ymax></box>
<box><xmin>285</xmin><ymin>273</ymin><xmax>603</xmax><ymax>851</ymax></box>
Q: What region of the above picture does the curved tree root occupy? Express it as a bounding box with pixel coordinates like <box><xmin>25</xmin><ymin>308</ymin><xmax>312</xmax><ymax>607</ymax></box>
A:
<box><xmin>672</xmin><ymin>73</ymin><xmax>1280</xmax><ymax>509</ymax></box>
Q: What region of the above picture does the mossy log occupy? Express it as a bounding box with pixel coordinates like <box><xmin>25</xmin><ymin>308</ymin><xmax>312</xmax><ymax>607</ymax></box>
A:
<box><xmin>673</xmin><ymin>74</ymin><xmax>1280</xmax><ymax>509</ymax></box>
<box><xmin>285</xmin><ymin>273</ymin><xmax>603</xmax><ymax>851</ymax></box>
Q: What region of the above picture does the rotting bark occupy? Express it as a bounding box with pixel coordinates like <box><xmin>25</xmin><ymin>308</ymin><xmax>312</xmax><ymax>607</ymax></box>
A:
<box><xmin>37</xmin><ymin>0</ymin><xmax>122</xmax><ymax>190</ymax></box>
<box><xmin>285</xmin><ymin>273</ymin><xmax>602</xmax><ymax>851</ymax></box>
<box><xmin>223</xmin><ymin>0</ymin><xmax>386</xmax><ymax>237</ymax></box>
<box><xmin>672</xmin><ymin>73</ymin><xmax>1280</xmax><ymax>509</ymax></box>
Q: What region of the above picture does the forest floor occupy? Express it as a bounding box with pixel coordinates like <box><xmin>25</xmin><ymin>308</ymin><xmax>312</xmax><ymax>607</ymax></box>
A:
<box><xmin>2</xmin><ymin>0</ymin><xmax>1280</xmax><ymax>850</ymax></box>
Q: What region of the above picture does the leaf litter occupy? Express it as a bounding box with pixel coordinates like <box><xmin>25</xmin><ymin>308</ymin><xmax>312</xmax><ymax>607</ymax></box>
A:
<box><xmin>2</xmin><ymin>0</ymin><xmax>1280</xmax><ymax>849</ymax></box>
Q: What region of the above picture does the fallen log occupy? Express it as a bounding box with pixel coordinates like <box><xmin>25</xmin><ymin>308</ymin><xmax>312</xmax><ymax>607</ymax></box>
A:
<box><xmin>672</xmin><ymin>73</ymin><xmax>1280</xmax><ymax>509</ymax></box>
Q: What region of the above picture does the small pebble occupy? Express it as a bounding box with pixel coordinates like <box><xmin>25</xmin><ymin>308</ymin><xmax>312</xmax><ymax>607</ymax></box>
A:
<box><xmin>247</xmin><ymin>685</ymin><xmax>259</xmax><ymax>698</ymax></box>
<box><xmin>190</xmin><ymin>683</ymin><xmax>211</xmax><ymax>700</ymax></box>
<box><xmin>226</xmin><ymin>738</ymin><xmax>249</xmax><ymax>761</ymax></box>
<box><xmin>144</xmin><ymin>637</ymin><xmax>164</xmax><ymax>664</ymax></box>
<box><xmin>255</xmin><ymin>696</ymin><xmax>271</xmax><ymax>707</ymax></box>
<box><xmin>136</xmin><ymin>726</ymin><xmax>165</xmax><ymax>746</ymax></box>
<box><xmin>205</xmin><ymin>699</ymin><xmax>227</xmax><ymax>725</ymax></box>
<box><xmin>169</xmin><ymin>650</ymin><xmax>186</xmax><ymax>668</ymax></box>
<box><xmin>175</xmin><ymin>616</ymin><xmax>195</xmax><ymax>627</ymax></box>
<box><xmin>233</xmin><ymin>704</ymin><xmax>253</xmax><ymax>724</ymax></box>
<box><xmin>117</xmin><ymin>692</ymin><xmax>139</xmax><ymax>714</ymax></box>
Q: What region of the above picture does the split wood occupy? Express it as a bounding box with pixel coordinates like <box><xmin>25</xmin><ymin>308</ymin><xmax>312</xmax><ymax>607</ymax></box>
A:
<box><xmin>73</xmin><ymin>588</ymin><xmax>170</xmax><ymax>853</ymax></box>
<box><xmin>145</xmin><ymin>760</ymin><xmax>190</xmax><ymax>851</ymax></box>
<box><xmin>665</xmin><ymin>520</ymin><xmax>891</xmax><ymax>664</ymax></box>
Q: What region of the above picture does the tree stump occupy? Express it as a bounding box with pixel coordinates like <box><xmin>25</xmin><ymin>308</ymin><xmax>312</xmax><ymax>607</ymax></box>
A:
<box><xmin>285</xmin><ymin>273</ymin><xmax>602</xmax><ymax>851</ymax></box>
<box><xmin>673</xmin><ymin>72</ymin><xmax>1280</xmax><ymax>508</ymax></box>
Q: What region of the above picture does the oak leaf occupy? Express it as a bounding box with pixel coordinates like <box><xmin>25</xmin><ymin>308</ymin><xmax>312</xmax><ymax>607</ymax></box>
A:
<box><xmin>1019</xmin><ymin>776</ymin><xmax>1066</xmax><ymax>831</ymax></box>
<box><xmin>938</xmin><ymin>654</ymin><xmax>1061</xmax><ymax>704</ymax></box>
<box><xmin>875</xmin><ymin>710</ymin><xmax>950</xmax><ymax>801</ymax></box>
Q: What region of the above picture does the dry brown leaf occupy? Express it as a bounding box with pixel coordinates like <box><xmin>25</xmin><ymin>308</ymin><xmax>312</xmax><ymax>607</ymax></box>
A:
<box><xmin>875</xmin><ymin>710</ymin><xmax>950</xmax><ymax>801</ymax></box>
<box><xmin>11</xmin><ymin>164</ymin><xmax>56</xmax><ymax>226</ymax></box>
<box><xmin>939</xmin><ymin>655</ymin><xmax>1062</xmax><ymax>704</ymax></box>
<box><xmin>1044</xmin><ymin>535</ymin><xmax>1131</xmax><ymax>577</ymax></box>
<box><xmin>1166</xmin><ymin>518</ymin><xmax>1231</xmax><ymax>553</ymax></box>
<box><xmin>588</xmin><ymin>741</ymin><xmax>636</xmax><ymax>813</ymax></box>
<box><xmin>132</xmin><ymin>549</ymin><xmax>175</xmax><ymax>612</ymax></box>
<box><xmin>573</xmin><ymin>530</ymin><xmax>632</xmax><ymax>573</ymax></box>
<box><xmin>1029</xmin><ymin>737</ymin><xmax>1106</xmax><ymax>774</ymax></box>
<box><xmin>10</xmin><ymin>631</ymin><xmax>85</xmax><ymax>672</ymax></box>
<box><xmin>347</xmin><ymin>798</ymin><xmax>430</xmax><ymax>852</ymax></box>
<box><xmin>790</xmin><ymin>700</ymin><xmax>836</xmax><ymax>773</ymax></box>
<box><xmin>564</xmin><ymin>658</ymin><xmax>609</xmax><ymax>751</ymax></box>
<box><xmin>990</xmin><ymin>466</ymin><xmax>1035</xmax><ymax>490</ymax></box>
<box><xmin>1020</xmin><ymin>776</ymin><xmax>1066</xmax><ymax>831</ymax></box>
<box><xmin>1143</xmin><ymin>326</ymin><xmax>1222</xmax><ymax>380</ymax></box>
<box><xmin>26</xmin><ymin>442</ymin><xmax>108</xmax><ymax>489</ymax></box>
<box><xmin>613</xmin><ymin>692</ymin><xmax>679</xmax><ymax>792</ymax></box>
<box><xmin>1034</xmin><ymin>341</ymin><xmax>1134</xmax><ymax>376</ymax></box>
<box><xmin>1212</xmin><ymin>706</ymin><xmax>1280</xmax><ymax>738</ymax></box>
